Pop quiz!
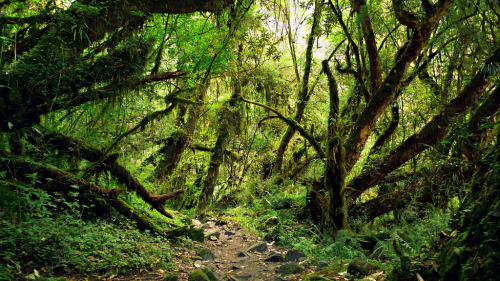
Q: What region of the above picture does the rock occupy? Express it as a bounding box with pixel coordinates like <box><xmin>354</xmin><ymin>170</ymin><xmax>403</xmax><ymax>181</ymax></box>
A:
<box><xmin>285</xmin><ymin>250</ymin><xmax>307</xmax><ymax>261</ymax></box>
<box><xmin>202</xmin><ymin>266</ymin><xmax>217</xmax><ymax>281</ymax></box>
<box><xmin>215</xmin><ymin>219</ymin><xmax>228</xmax><ymax>226</ymax></box>
<box><xmin>264</xmin><ymin>253</ymin><xmax>285</xmax><ymax>262</ymax></box>
<box><xmin>237</xmin><ymin>251</ymin><xmax>248</xmax><ymax>257</ymax></box>
<box><xmin>246</xmin><ymin>242</ymin><xmax>267</xmax><ymax>252</ymax></box>
<box><xmin>347</xmin><ymin>257</ymin><xmax>376</xmax><ymax>276</ymax></box>
<box><xmin>236</xmin><ymin>273</ymin><xmax>251</xmax><ymax>279</ymax></box>
<box><xmin>163</xmin><ymin>273</ymin><xmax>179</xmax><ymax>281</ymax></box>
<box><xmin>206</xmin><ymin>231</ymin><xmax>221</xmax><ymax>240</ymax></box>
<box><xmin>276</xmin><ymin>263</ymin><xmax>305</xmax><ymax>275</ymax></box>
<box><xmin>225</xmin><ymin>230</ymin><xmax>236</xmax><ymax>236</ymax></box>
<box><xmin>188</xmin><ymin>227</ymin><xmax>205</xmax><ymax>242</ymax></box>
<box><xmin>316</xmin><ymin>262</ymin><xmax>329</xmax><ymax>270</ymax></box>
<box><xmin>197</xmin><ymin>248</ymin><xmax>216</xmax><ymax>260</ymax></box>
<box><xmin>188</xmin><ymin>270</ymin><xmax>210</xmax><ymax>281</ymax></box>
<box><xmin>202</xmin><ymin>224</ymin><xmax>212</xmax><ymax>229</ymax></box>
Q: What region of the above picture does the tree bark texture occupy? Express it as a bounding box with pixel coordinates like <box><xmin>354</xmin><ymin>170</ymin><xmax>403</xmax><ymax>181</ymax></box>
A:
<box><xmin>344</xmin><ymin>0</ymin><xmax>454</xmax><ymax>172</ymax></box>
<box><xmin>346</xmin><ymin>49</ymin><xmax>499</xmax><ymax>201</ymax></box>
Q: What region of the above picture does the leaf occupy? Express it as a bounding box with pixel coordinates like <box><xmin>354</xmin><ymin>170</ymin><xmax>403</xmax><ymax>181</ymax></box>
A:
<box><xmin>73</xmin><ymin>251</ymin><xmax>81</xmax><ymax>255</ymax></box>
<box><xmin>416</xmin><ymin>272</ymin><xmax>425</xmax><ymax>281</ymax></box>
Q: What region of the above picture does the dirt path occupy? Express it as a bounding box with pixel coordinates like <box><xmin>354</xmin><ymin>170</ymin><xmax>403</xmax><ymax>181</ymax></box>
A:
<box><xmin>170</xmin><ymin>218</ymin><xmax>311</xmax><ymax>281</ymax></box>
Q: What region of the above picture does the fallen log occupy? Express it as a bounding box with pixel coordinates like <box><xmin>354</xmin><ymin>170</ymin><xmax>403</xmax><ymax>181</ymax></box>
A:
<box><xmin>42</xmin><ymin>131</ymin><xmax>183</xmax><ymax>218</ymax></box>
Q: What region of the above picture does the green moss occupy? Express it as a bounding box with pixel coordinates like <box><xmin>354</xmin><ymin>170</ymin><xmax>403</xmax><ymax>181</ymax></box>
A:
<box><xmin>188</xmin><ymin>269</ymin><xmax>210</xmax><ymax>281</ymax></box>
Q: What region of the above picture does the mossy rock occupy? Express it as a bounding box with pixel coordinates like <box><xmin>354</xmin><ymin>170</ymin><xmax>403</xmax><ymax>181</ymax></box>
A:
<box><xmin>167</xmin><ymin>225</ymin><xmax>204</xmax><ymax>242</ymax></box>
<box><xmin>303</xmin><ymin>276</ymin><xmax>330</xmax><ymax>281</ymax></box>
<box><xmin>197</xmin><ymin>248</ymin><xmax>216</xmax><ymax>260</ymax></box>
<box><xmin>188</xmin><ymin>227</ymin><xmax>205</xmax><ymax>242</ymax></box>
<box><xmin>202</xmin><ymin>266</ymin><xmax>217</xmax><ymax>281</ymax></box>
<box><xmin>188</xmin><ymin>270</ymin><xmax>210</xmax><ymax>281</ymax></box>
<box><xmin>276</xmin><ymin>263</ymin><xmax>305</xmax><ymax>275</ymax></box>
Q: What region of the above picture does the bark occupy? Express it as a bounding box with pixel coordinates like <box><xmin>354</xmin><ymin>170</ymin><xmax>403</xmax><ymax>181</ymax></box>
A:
<box><xmin>273</xmin><ymin>0</ymin><xmax>323</xmax><ymax>174</ymax></box>
<box><xmin>347</xmin><ymin>49</ymin><xmax>499</xmax><ymax>200</ymax></box>
<box><xmin>344</xmin><ymin>0</ymin><xmax>454</xmax><ymax>172</ymax></box>
<box><xmin>368</xmin><ymin>104</ymin><xmax>400</xmax><ymax>157</ymax></box>
<box><xmin>322</xmin><ymin>60</ymin><xmax>348</xmax><ymax>230</ymax></box>
<box><xmin>42</xmin><ymin>131</ymin><xmax>183</xmax><ymax>219</ymax></box>
<box><xmin>197</xmin><ymin>87</ymin><xmax>241</xmax><ymax>211</ymax></box>
<box><xmin>152</xmin><ymin>86</ymin><xmax>208</xmax><ymax>183</ymax></box>
<box><xmin>351</xmin><ymin>0</ymin><xmax>382</xmax><ymax>93</ymax></box>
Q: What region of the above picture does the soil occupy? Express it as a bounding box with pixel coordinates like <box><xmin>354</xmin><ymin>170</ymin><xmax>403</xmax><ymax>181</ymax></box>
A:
<box><xmin>169</xmin><ymin>218</ymin><xmax>311</xmax><ymax>281</ymax></box>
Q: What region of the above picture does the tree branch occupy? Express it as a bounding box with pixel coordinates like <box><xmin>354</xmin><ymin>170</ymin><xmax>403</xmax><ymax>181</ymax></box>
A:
<box><xmin>240</xmin><ymin>96</ymin><xmax>326</xmax><ymax>159</ymax></box>
<box><xmin>346</xmin><ymin>48</ymin><xmax>499</xmax><ymax>199</ymax></box>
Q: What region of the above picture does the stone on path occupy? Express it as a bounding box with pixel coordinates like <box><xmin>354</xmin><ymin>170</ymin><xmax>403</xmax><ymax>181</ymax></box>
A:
<box><xmin>285</xmin><ymin>250</ymin><xmax>307</xmax><ymax>261</ymax></box>
<box><xmin>197</xmin><ymin>248</ymin><xmax>216</xmax><ymax>260</ymax></box>
<box><xmin>276</xmin><ymin>263</ymin><xmax>305</xmax><ymax>275</ymax></box>
<box><xmin>236</xmin><ymin>251</ymin><xmax>248</xmax><ymax>257</ymax></box>
<box><xmin>347</xmin><ymin>257</ymin><xmax>376</xmax><ymax>276</ymax></box>
<box><xmin>206</xmin><ymin>231</ymin><xmax>221</xmax><ymax>240</ymax></box>
<box><xmin>203</xmin><ymin>266</ymin><xmax>217</xmax><ymax>281</ymax></box>
<box><xmin>246</xmin><ymin>242</ymin><xmax>267</xmax><ymax>252</ymax></box>
<box><xmin>188</xmin><ymin>270</ymin><xmax>210</xmax><ymax>281</ymax></box>
<box><xmin>264</xmin><ymin>253</ymin><xmax>285</xmax><ymax>262</ymax></box>
<box><xmin>225</xmin><ymin>230</ymin><xmax>236</xmax><ymax>236</ymax></box>
<box><xmin>316</xmin><ymin>261</ymin><xmax>329</xmax><ymax>270</ymax></box>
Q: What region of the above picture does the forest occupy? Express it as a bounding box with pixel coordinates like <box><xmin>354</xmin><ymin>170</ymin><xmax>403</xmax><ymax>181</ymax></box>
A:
<box><xmin>0</xmin><ymin>0</ymin><xmax>499</xmax><ymax>280</ymax></box>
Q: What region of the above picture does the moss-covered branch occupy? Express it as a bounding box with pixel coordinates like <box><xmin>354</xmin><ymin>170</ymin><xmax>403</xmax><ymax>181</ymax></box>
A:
<box><xmin>240</xmin><ymin>96</ymin><xmax>326</xmax><ymax>159</ymax></box>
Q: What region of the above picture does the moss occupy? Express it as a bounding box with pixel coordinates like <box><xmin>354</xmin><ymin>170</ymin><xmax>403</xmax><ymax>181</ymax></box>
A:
<box><xmin>277</xmin><ymin>263</ymin><xmax>305</xmax><ymax>275</ymax></box>
<box><xmin>202</xmin><ymin>266</ymin><xmax>217</xmax><ymax>281</ymax></box>
<box><xmin>188</xmin><ymin>269</ymin><xmax>210</xmax><ymax>281</ymax></box>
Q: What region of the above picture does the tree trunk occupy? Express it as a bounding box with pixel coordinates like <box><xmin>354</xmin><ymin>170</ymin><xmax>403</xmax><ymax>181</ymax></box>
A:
<box><xmin>153</xmin><ymin>85</ymin><xmax>207</xmax><ymax>183</ymax></box>
<box><xmin>197</xmin><ymin>89</ymin><xmax>240</xmax><ymax>210</ymax></box>
<box><xmin>272</xmin><ymin>0</ymin><xmax>323</xmax><ymax>175</ymax></box>
<box><xmin>322</xmin><ymin>60</ymin><xmax>348</xmax><ymax>230</ymax></box>
<box><xmin>346</xmin><ymin>52</ymin><xmax>499</xmax><ymax>201</ymax></box>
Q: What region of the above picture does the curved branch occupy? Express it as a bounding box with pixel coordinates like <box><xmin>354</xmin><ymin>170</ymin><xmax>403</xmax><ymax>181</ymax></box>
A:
<box><xmin>347</xmin><ymin>49</ymin><xmax>499</xmax><ymax>199</ymax></box>
<box><xmin>240</xmin><ymin>96</ymin><xmax>326</xmax><ymax>159</ymax></box>
<box><xmin>42</xmin><ymin>132</ymin><xmax>183</xmax><ymax>219</ymax></box>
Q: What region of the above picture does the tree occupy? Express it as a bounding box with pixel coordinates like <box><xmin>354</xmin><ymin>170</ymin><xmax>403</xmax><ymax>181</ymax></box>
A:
<box><xmin>0</xmin><ymin>0</ymin><xmax>236</xmax><ymax>229</ymax></box>
<box><xmin>242</xmin><ymin>0</ymin><xmax>499</xmax><ymax>231</ymax></box>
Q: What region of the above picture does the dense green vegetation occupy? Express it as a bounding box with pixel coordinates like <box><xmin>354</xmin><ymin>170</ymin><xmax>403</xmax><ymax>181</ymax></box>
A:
<box><xmin>1</xmin><ymin>0</ymin><xmax>499</xmax><ymax>280</ymax></box>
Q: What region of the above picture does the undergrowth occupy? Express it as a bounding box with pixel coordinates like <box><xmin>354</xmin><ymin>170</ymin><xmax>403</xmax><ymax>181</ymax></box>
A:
<box><xmin>223</xmin><ymin>182</ymin><xmax>451</xmax><ymax>277</ymax></box>
<box><xmin>0</xmin><ymin>180</ymin><xmax>172</xmax><ymax>280</ymax></box>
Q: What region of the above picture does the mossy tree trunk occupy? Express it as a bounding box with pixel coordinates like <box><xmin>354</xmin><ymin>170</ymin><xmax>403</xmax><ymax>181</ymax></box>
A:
<box><xmin>197</xmin><ymin>80</ymin><xmax>241</xmax><ymax>211</ymax></box>
<box><xmin>272</xmin><ymin>0</ymin><xmax>323</xmax><ymax>175</ymax></box>
<box><xmin>152</xmin><ymin>86</ymin><xmax>208</xmax><ymax>184</ymax></box>
<box><xmin>322</xmin><ymin>60</ymin><xmax>348</xmax><ymax>230</ymax></box>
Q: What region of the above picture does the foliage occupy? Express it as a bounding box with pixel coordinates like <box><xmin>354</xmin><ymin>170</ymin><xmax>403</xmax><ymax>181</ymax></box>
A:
<box><xmin>0</xmin><ymin>182</ymin><xmax>171</xmax><ymax>280</ymax></box>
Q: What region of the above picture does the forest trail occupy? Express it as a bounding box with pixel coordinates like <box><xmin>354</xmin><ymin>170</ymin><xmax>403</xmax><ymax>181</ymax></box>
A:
<box><xmin>170</xmin><ymin>218</ymin><xmax>311</xmax><ymax>280</ymax></box>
